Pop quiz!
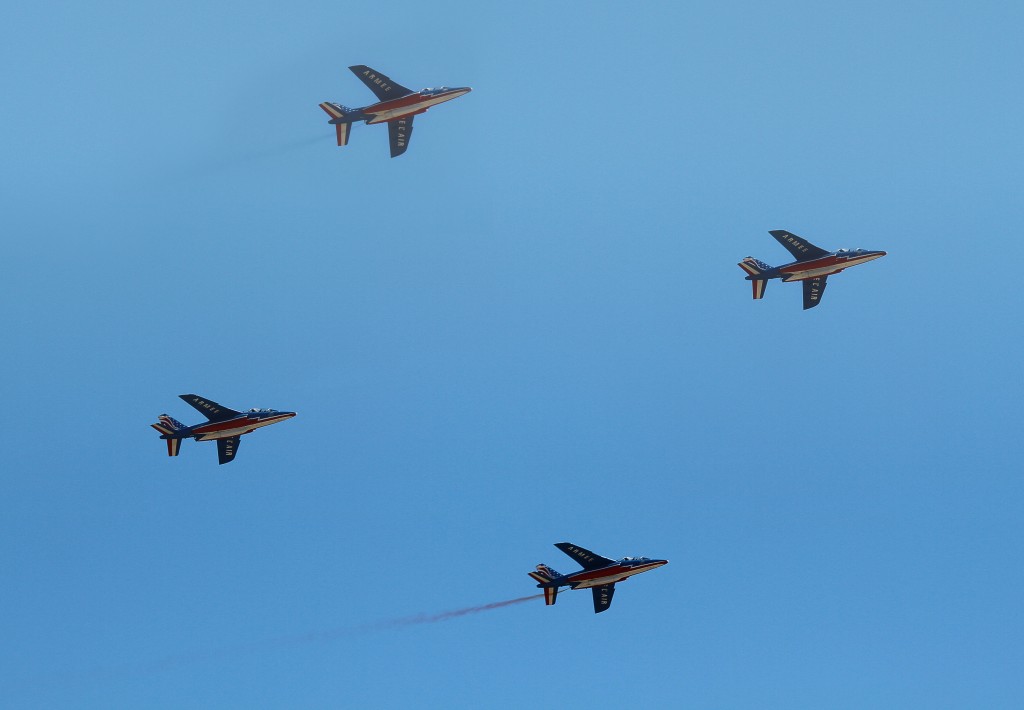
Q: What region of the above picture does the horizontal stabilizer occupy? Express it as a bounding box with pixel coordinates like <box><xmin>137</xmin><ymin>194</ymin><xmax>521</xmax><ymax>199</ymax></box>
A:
<box><xmin>752</xmin><ymin>279</ymin><xmax>767</xmax><ymax>299</ymax></box>
<box><xmin>319</xmin><ymin>102</ymin><xmax>347</xmax><ymax>119</ymax></box>
<box><xmin>335</xmin><ymin>122</ymin><xmax>351</xmax><ymax>147</ymax></box>
<box><xmin>529</xmin><ymin>563</ymin><xmax>561</xmax><ymax>605</ymax></box>
<box><xmin>738</xmin><ymin>258</ymin><xmax>769</xmax><ymax>299</ymax></box>
<box><xmin>152</xmin><ymin>415</ymin><xmax>184</xmax><ymax>456</ymax></box>
<box><xmin>166</xmin><ymin>438</ymin><xmax>181</xmax><ymax>457</ymax></box>
<box><xmin>318</xmin><ymin>104</ymin><xmax>353</xmax><ymax>147</ymax></box>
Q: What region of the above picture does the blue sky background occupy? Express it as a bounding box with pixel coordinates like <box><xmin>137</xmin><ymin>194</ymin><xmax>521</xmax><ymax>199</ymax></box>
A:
<box><xmin>2</xmin><ymin>1</ymin><xmax>1023</xmax><ymax>707</ymax></box>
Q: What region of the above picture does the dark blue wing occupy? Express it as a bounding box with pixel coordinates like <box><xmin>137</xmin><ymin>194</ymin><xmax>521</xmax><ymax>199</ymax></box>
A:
<box><xmin>179</xmin><ymin>394</ymin><xmax>241</xmax><ymax>422</ymax></box>
<box><xmin>554</xmin><ymin>543</ymin><xmax>616</xmax><ymax>570</ymax></box>
<box><xmin>803</xmin><ymin>276</ymin><xmax>828</xmax><ymax>310</ymax></box>
<box><xmin>769</xmin><ymin>230</ymin><xmax>830</xmax><ymax>262</ymax></box>
<box><xmin>388</xmin><ymin>116</ymin><xmax>413</xmax><ymax>158</ymax></box>
<box><xmin>348</xmin><ymin>65</ymin><xmax>412</xmax><ymax>102</ymax></box>
<box><xmin>592</xmin><ymin>584</ymin><xmax>615</xmax><ymax>613</ymax></box>
<box><xmin>217</xmin><ymin>436</ymin><xmax>241</xmax><ymax>465</ymax></box>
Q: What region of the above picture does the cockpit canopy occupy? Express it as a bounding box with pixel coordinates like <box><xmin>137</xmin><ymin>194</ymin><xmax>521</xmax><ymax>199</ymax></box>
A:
<box><xmin>620</xmin><ymin>556</ymin><xmax>651</xmax><ymax>563</ymax></box>
<box><xmin>421</xmin><ymin>86</ymin><xmax>450</xmax><ymax>95</ymax></box>
<box><xmin>836</xmin><ymin>248</ymin><xmax>866</xmax><ymax>256</ymax></box>
<box><xmin>248</xmin><ymin>408</ymin><xmax>277</xmax><ymax>413</ymax></box>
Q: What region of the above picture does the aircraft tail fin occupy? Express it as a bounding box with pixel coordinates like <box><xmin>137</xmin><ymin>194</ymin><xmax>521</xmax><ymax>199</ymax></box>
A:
<box><xmin>527</xmin><ymin>564</ymin><xmax>562</xmax><ymax>605</ymax></box>
<box><xmin>738</xmin><ymin>257</ymin><xmax>771</xmax><ymax>299</ymax></box>
<box><xmin>151</xmin><ymin>414</ymin><xmax>186</xmax><ymax>457</ymax></box>
<box><xmin>319</xmin><ymin>103</ymin><xmax>354</xmax><ymax>146</ymax></box>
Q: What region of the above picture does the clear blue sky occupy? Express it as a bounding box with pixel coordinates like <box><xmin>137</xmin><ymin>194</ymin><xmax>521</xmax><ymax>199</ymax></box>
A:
<box><xmin>2</xmin><ymin>1</ymin><xmax>1023</xmax><ymax>707</ymax></box>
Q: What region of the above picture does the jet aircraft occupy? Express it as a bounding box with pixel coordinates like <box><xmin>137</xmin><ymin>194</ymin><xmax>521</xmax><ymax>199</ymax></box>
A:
<box><xmin>738</xmin><ymin>230</ymin><xmax>886</xmax><ymax>309</ymax></box>
<box><xmin>528</xmin><ymin>542</ymin><xmax>668</xmax><ymax>614</ymax></box>
<box><xmin>150</xmin><ymin>394</ymin><xmax>296</xmax><ymax>465</ymax></box>
<box><xmin>319</xmin><ymin>65</ymin><xmax>471</xmax><ymax>157</ymax></box>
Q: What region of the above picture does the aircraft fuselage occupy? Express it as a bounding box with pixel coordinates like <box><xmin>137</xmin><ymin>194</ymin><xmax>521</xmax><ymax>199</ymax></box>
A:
<box><xmin>365</xmin><ymin>89</ymin><xmax>470</xmax><ymax>124</ymax></box>
<box><xmin>750</xmin><ymin>250</ymin><xmax>886</xmax><ymax>283</ymax></box>
<box><xmin>544</xmin><ymin>560</ymin><xmax>668</xmax><ymax>589</ymax></box>
<box><xmin>330</xmin><ymin>88</ymin><xmax>472</xmax><ymax>125</ymax></box>
<box><xmin>779</xmin><ymin>250</ymin><xmax>885</xmax><ymax>281</ymax></box>
<box><xmin>158</xmin><ymin>412</ymin><xmax>296</xmax><ymax>441</ymax></box>
<box><xmin>190</xmin><ymin>412</ymin><xmax>295</xmax><ymax>441</ymax></box>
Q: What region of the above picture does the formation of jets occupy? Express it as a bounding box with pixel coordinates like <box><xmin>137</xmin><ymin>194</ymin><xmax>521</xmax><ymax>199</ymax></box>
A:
<box><xmin>145</xmin><ymin>64</ymin><xmax>891</xmax><ymax>616</ymax></box>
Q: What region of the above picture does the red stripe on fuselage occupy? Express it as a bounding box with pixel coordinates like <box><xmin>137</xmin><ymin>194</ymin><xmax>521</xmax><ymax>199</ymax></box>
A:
<box><xmin>779</xmin><ymin>255</ymin><xmax>841</xmax><ymax>274</ymax></box>
<box><xmin>366</xmin><ymin>93</ymin><xmax>429</xmax><ymax>114</ymax></box>
<box><xmin>567</xmin><ymin>565</ymin><xmax>630</xmax><ymax>583</ymax></box>
<box><xmin>191</xmin><ymin>416</ymin><xmax>255</xmax><ymax>435</ymax></box>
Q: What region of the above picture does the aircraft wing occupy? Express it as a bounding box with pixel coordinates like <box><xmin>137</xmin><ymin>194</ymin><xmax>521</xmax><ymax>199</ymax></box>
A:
<box><xmin>554</xmin><ymin>542</ymin><xmax>616</xmax><ymax>570</ymax></box>
<box><xmin>388</xmin><ymin>116</ymin><xmax>413</xmax><ymax>158</ymax></box>
<box><xmin>217</xmin><ymin>436</ymin><xmax>241</xmax><ymax>465</ymax></box>
<box><xmin>179</xmin><ymin>394</ymin><xmax>241</xmax><ymax>422</ymax></box>
<box><xmin>769</xmin><ymin>230</ymin><xmax>830</xmax><ymax>262</ymax></box>
<box><xmin>803</xmin><ymin>276</ymin><xmax>827</xmax><ymax>310</ymax></box>
<box><xmin>592</xmin><ymin>584</ymin><xmax>615</xmax><ymax>613</ymax></box>
<box><xmin>349</xmin><ymin>65</ymin><xmax>412</xmax><ymax>102</ymax></box>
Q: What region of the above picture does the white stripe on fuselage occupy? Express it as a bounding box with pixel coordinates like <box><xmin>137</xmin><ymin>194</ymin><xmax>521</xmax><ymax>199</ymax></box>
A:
<box><xmin>365</xmin><ymin>91</ymin><xmax>468</xmax><ymax>124</ymax></box>
<box><xmin>194</xmin><ymin>416</ymin><xmax>290</xmax><ymax>441</ymax></box>
<box><xmin>782</xmin><ymin>253</ymin><xmax>883</xmax><ymax>281</ymax></box>
<box><xmin>571</xmin><ymin>563</ymin><xmax>662</xmax><ymax>589</ymax></box>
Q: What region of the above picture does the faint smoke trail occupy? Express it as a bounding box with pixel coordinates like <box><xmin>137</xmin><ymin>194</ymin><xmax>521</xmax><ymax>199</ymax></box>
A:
<box><xmin>358</xmin><ymin>594</ymin><xmax>545</xmax><ymax>632</ymax></box>
<box><xmin>174</xmin><ymin>133</ymin><xmax>331</xmax><ymax>182</ymax></box>
<box><xmin>279</xmin><ymin>594</ymin><xmax>545</xmax><ymax>645</ymax></box>
<box><xmin>118</xmin><ymin>594</ymin><xmax>545</xmax><ymax>676</ymax></box>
